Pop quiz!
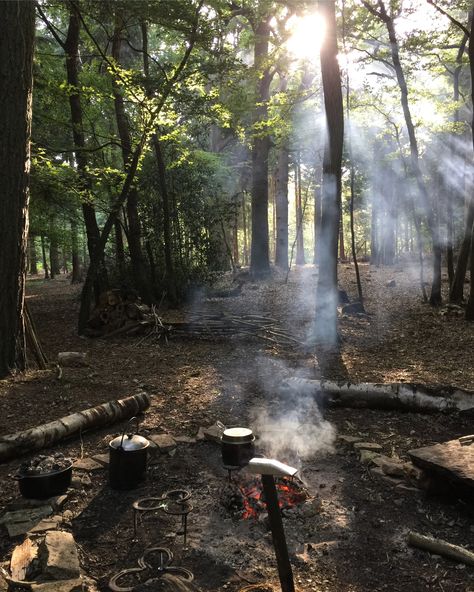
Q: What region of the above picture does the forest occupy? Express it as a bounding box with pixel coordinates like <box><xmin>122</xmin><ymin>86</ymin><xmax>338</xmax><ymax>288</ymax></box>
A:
<box><xmin>0</xmin><ymin>1</ymin><xmax>473</xmax><ymax>592</ymax></box>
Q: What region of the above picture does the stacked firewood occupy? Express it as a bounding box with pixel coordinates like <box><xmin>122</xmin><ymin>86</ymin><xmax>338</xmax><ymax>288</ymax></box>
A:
<box><xmin>86</xmin><ymin>291</ymin><xmax>300</xmax><ymax>346</ymax></box>
<box><xmin>87</xmin><ymin>289</ymin><xmax>151</xmax><ymax>337</ymax></box>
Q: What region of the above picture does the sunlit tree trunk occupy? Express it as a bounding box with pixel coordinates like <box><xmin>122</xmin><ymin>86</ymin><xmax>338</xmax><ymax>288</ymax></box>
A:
<box><xmin>295</xmin><ymin>154</ymin><xmax>306</xmax><ymax>265</ymax></box>
<box><xmin>313</xmin><ymin>164</ymin><xmax>322</xmax><ymax>265</ymax></box>
<box><xmin>275</xmin><ymin>145</ymin><xmax>289</xmax><ymax>270</ymax></box>
<box><xmin>242</xmin><ymin>192</ymin><xmax>249</xmax><ymax>266</ymax></box>
<box><xmin>0</xmin><ymin>0</ymin><xmax>35</xmax><ymax>377</ymax></box>
<box><xmin>314</xmin><ymin>0</ymin><xmax>344</xmax><ymax>348</ymax></box>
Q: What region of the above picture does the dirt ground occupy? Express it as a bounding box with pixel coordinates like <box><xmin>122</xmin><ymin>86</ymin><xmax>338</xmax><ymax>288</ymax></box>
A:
<box><xmin>0</xmin><ymin>263</ymin><xmax>473</xmax><ymax>592</ymax></box>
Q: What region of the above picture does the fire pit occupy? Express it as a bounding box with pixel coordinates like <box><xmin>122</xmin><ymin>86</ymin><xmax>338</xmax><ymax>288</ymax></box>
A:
<box><xmin>238</xmin><ymin>475</ymin><xmax>308</xmax><ymax>520</ymax></box>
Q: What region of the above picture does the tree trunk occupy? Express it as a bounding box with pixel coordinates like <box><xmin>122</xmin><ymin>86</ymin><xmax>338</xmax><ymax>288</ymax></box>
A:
<box><xmin>0</xmin><ymin>0</ymin><xmax>35</xmax><ymax>378</ymax></box>
<box><xmin>0</xmin><ymin>393</ymin><xmax>150</xmax><ymax>463</ymax></box>
<box><xmin>275</xmin><ymin>144</ymin><xmax>289</xmax><ymax>270</ymax></box>
<box><xmin>49</xmin><ymin>216</ymin><xmax>60</xmax><ymax>278</ymax></box>
<box><xmin>70</xmin><ymin>218</ymin><xmax>82</xmax><ymax>283</ymax></box>
<box><xmin>112</xmin><ymin>19</ymin><xmax>152</xmax><ymax>304</ymax></box>
<box><xmin>313</xmin><ymin>165</ymin><xmax>322</xmax><ymax>265</ymax></box>
<box><xmin>242</xmin><ymin>191</ymin><xmax>249</xmax><ymax>266</ymax></box>
<box><xmin>314</xmin><ymin>0</ymin><xmax>344</xmax><ymax>348</ymax></box>
<box><xmin>363</xmin><ymin>0</ymin><xmax>441</xmax><ymax>303</ymax></box>
<box><xmin>250</xmin><ymin>18</ymin><xmax>272</xmax><ymax>277</ymax></box>
<box><xmin>41</xmin><ymin>236</ymin><xmax>50</xmax><ymax>279</ymax></box>
<box><xmin>465</xmin><ymin>218</ymin><xmax>474</xmax><ymax>320</ymax></box>
<box><xmin>28</xmin><ymin>236</ymin><xmax>38</xmax><ymax>275</ymax></box>
<box><xmin>64</xmin><ymin>5</ymin><xmax>107</xmax><ymax>301</ymax></box>
<box><xmin>152</xmin><ymin>134</ymin><xmax>177</xmax><ymax>303</ymax></box>
<box><xmin>295</xmin><ymin>155</ymin><xmax>306</xmax><ymax>265</ymax></box>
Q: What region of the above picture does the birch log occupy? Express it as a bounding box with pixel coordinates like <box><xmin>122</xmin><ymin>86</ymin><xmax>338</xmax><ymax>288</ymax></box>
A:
<box><xmin>407</xmin><ymin>532</ymin><xmax>474</xmax><ymax>566</ymax></box>
<box><xmin>282</xmin><ymin>378</ymin><xmax>474</xmax><ymax>413</ymax></box>
<box><xmin>0</xmin><ymin>392</ymin><xmax>150</xmax><ymax>463</ymax></box>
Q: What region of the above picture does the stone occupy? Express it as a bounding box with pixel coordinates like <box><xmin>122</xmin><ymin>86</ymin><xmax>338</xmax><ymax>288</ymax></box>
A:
<box><xmin>39</xmin><ymin>531</ymin><xmax>80</xmax><ymax>580</ymax></box>
<box><xmin>28</xmin><ymin>516</ymin><xmax>62</xmax><ymax>534</ymax></box>
<box><xmin>338</xmin><ymin>435</ymin><xmax>363</xmax><ymax>445</ymax></box>
<box><xmin>408</xmin><ymin>438</ymin><xmax>474</xmax><ymax>495</ymax></box>
<box><xmin>174</xmin><ymin>435</ymin><xmax>197</xmax><ymax>444</ymax></box>
<box><xmin>148</xmin><ymin>433</ymin><xmax>176</xmax><ymax>452</ymax></box>
<box><xmin>353</xmin><ymin>442</ymin><xmax>383</xmax><ymax>452</ymax></box>
<box><xmin>73</xmin><ymin>458</ymin><xmax>102</xmax><ymax>471</ymax></box>
<box><xmin>370</xmin><ymin>467</ymin><xmax>403</xmax><ymax>486</ymax></box>
<box><xmin>70</xmin><ymin>476</ymin><xmax>83</xmax><ymax>490</ymax></box>
<box><xmin>90</xmin><ymin>453</ymin><xmax>109</xmax><ymax>466</ymax></box>
<box><xmin>372</xmin><ymin>455</ymin><xmax>406</xmax><ymax>477</ymax></box>
<box><xmin>0</xmin><ymin>571</ymin><xmax>7</xmax><ymax>592</ymax></box>
<box><xmin>201</xmin><ymin>423</ymin><xmax>225</xmax><ymax>444</ymax></box>
<box><xmin>81</xmin><ymin>474</ymin><xmax>92</xmax><ymax>487</ymax></box>
<box><xmin>30</xmin><ymin>579</ymin><xmax>83</xmax><ymax>592</ymax></box>
<box><xmin>2</xmin><ymin>506</ymin><xmax>54</xmax><ymax>538</ymax></box>
<box><xmin>0</xmin><ymin>506</ymin><xmax>52</xmax><ymax>526</ymax></box>
<box><xmin>57</xmin><ymin>352</ymin><xmax>87</xmax><ymax>367</ymax></box>
<box><xmin>386</xmin><ymin>279</ymin><xmax>396</xmax><ymax>287</ymax></box>
<box><xmin>359</xmin><ymin>450</ymin><xmax>380</xmax><ymax>466</ymax></box>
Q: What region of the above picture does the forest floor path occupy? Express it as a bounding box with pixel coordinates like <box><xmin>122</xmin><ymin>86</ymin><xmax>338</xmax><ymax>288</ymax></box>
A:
<box><xmin>0</xmin><ymin>263</ymin><xmax>473</xmax><ymax>592</ymax></box>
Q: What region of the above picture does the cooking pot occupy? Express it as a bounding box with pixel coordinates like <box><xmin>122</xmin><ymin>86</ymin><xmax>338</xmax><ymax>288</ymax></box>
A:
<box><xmin>109</xmin><ymin>417</ymin><xmax>149</xmax><ymax>490</ymax></box>
<box><xmin>14</xmin><ymin>463</ymin><xmax>73</xmax><ymax>499</ymax></box>
<box><xmin>221</xmin><ymin>427</ymin><xmax>255</xmax><ymax>468</ymax></box>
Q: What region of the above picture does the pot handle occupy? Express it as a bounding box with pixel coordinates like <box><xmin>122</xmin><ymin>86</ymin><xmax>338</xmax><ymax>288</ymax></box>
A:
<box><xmin>119</xmin><ymin>416</ymin><xmax>140</xmax><ymax>447</ymax></box>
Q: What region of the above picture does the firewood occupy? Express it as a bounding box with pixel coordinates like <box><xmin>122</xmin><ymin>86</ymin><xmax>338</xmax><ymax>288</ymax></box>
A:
<box><xmin>407</xmin><ymin>532</ymin><xmax>474</xmax><ymax>566</ymax></box>
<box><xmin>0</xmin><ymin>392</ymin><xmax>150</xmax><ymax>463</ymax></box>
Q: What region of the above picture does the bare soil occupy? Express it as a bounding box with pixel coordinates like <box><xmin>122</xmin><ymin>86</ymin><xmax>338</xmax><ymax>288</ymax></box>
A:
<box><xmin>0</xmin><ymin>263</ymin><xmax>473</xmax><ymax>592</ymax></box>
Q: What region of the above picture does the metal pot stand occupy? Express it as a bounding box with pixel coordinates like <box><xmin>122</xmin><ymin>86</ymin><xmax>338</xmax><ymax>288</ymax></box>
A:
<box><xmin>108</xmin><ymin>546</ymin><xmax>193</xmax><ymax>592</ymax></box>
<box><xmin>132</xmin><ymin>489</ymin><xmax>192</xmax><ymax>548</ymax></box>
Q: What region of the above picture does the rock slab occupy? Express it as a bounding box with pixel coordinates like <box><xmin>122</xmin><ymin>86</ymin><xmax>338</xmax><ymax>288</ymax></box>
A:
<box><xmin>408</xmin><ymin>438</ymin><xmax>474</xmax><ymax>494</ymax></box>
<box><xmin>39</xmin><ymin>531</ymin><xmax>80</xmax><ymax>580</ymax></box>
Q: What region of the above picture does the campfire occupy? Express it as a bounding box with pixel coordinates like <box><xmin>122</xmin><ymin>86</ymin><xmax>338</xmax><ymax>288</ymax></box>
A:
<box><xmin>238</xmin><ymin>476</ymin><xmax>308</xmax><ymax>519</ymax></box>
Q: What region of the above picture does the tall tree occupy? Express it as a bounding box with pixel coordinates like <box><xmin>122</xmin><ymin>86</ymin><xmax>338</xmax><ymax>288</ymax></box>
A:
<box><xmin>362</xmin><ymin>0</ymin><xmax>443</xmax><ymax>305</ymax></box>
<box><xmin>250</xmin><ymin>13</ymin><xmax>273</xmax><ymax>277</ymax></box>
<box><xmin>314</xmin><ymin>0</ymin><xmax>344</xmax><ymax>348</ymax></box>
<box><xmin>0</xmin><ymin>0</ymin><xmax>35</xmax><ymax>377</ymax></box>
<box><xmin>111</xmin><ymin>14</ymin><xmax>152</xmax><ymax>303</ymax></box>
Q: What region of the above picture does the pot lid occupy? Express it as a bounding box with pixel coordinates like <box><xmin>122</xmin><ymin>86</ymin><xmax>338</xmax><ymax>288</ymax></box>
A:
<box><xmin>222</xmin><ymin>427</ymin><xmax>253</xmax><ymax>443</ymax></box>
<box><xmin>110</xmin><ymin>434</ymin><xmax>149</xmax><ymax>451</ymax></box>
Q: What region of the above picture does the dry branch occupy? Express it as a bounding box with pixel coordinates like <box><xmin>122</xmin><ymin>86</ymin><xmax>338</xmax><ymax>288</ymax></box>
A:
<box><xmin>282</xmin><ymin>378</ymin><xmax>474</xmax><ymax>413</ymax></box>
<box><xmin>407</xmin><ymin>532</ymin><xmax>474</xmax><ymax>566</ymax></box>
<box><xmin>0</xmin><ymin>392</ymin><xmax>150</xmax><ymax>463</ymax></box>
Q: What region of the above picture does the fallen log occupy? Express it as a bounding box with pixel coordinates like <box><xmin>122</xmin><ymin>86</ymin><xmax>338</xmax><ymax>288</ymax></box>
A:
<box><xmin>282</xmin><ymin>378</ymin><xmax>474</xmax><ymax>414</ymax></box>
<box><xmin>407</xmin><ymin>532</ymin><xmax>474</xmax><ymax>566</ymax></box>
<box><xmin>0</xmin><ymin>392</ymin><xmax>150</xmax><ymax>463</ymax></box>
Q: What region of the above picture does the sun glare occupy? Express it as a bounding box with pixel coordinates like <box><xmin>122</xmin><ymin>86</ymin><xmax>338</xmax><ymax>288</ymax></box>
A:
<box><xmin>286</xmin><ymin>13</ymin><xmax>326</xmax><ymax>61</ymax></box>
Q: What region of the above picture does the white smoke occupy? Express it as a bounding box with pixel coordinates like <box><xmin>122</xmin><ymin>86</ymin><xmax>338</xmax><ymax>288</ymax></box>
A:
<box><xmin>249</xmin><ymin>357</ymin><xmax>336</xmax><ymax>468</ymax></box>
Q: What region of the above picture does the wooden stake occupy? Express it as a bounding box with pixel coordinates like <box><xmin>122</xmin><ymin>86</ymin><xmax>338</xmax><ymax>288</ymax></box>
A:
<box><xmin>261</xmin><ymin>475</ymin><xmax>295</xmax><ymax>592</ymax></box>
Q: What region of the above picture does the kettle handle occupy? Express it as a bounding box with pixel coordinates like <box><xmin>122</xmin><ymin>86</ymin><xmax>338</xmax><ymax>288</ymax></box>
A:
<box><xmin>119</xmin><ymin>416</ymin><xmax>140</xmax><ymax>447</ymax></box>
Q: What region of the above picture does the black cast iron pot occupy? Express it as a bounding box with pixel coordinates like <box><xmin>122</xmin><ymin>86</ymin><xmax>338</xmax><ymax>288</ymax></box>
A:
<box><xmin>221</xmin><ymin>427</ymin><xmax>255</xmax><ymax>468</ymax></box>
<box><xmin>14</xmin><ymin>463</ymin><xmax>73</xmax><ymax>499</ymax></box>
<box><xmin>109</xmin><ymin>417</ymin><xmax>149</xmax><ymax>490</ymax></box>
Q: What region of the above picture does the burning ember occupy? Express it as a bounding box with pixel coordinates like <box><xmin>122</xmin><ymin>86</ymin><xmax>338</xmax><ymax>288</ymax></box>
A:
<box><xmin>238</xmin><ymin>476</ymin><xmax>307</xmax><ymax>519</ymax></box>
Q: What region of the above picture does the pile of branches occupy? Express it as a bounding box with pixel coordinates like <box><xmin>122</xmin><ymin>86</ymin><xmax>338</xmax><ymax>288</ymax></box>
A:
<box><xmin>86</xmin><ymin>292</ymin><xmax>300</xmax><ymax>347</ymax></box>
